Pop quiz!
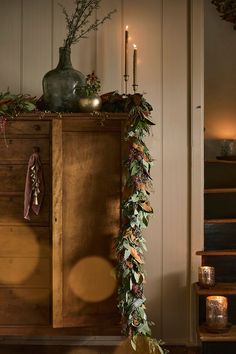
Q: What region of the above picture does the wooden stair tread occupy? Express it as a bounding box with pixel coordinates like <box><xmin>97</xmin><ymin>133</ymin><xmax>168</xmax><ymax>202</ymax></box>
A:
<box><xmin>199</xmin><ymin>324</ymin><xmax>236</xmax><ymax>342</ymax></box>
<box><xmin>195</xmin><ymin>282</ymin><xmax>236</xmax><ymax>295</ymax></box>
<box><xmin>196</xmin><ymin>250</ymin><xmax>236</xmax><ymax>256</ymax></box>
<box><xmin>205</xmin><ymin>188</ymin><xmax>236</xmax><ymax>193</ymax></box>
<box><xmin>205</xmin><ymin>159</ymin><xmax>236</xmax><ymax>164</ymax></box>
<box><xmin>204</xmin><ymin>219</ymin><xmax>236</xmax><ymax>224</ymax></box>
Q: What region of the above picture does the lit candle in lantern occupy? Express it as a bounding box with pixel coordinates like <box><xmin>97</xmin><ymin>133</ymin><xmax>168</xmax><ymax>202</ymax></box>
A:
<box><xmin>206</xmin><ymin>296</ymin><xmax>228</xmax><ymax>331</ymax></box>
<box><xmin>133</xmin><ymin>44</ymin><xmax>137</xmax><ymax>90</ymax></box>
<box><xmin>125</xmin><ymin>25</ymin><xmax>129</xmax><ymax>77</ymax></box>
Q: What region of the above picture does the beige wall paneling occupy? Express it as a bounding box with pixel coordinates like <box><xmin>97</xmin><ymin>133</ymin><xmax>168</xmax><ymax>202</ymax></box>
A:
<box><xmin>162</xmin><ymin>0</ymin><xmax>189</xmax><ymax>344</ymax></box>
<box><xmin>96</xmin><ymin>0</ymin><xmax>122</xmax><ymax>94</ymax></box>
<box><xmin>122</xmin><ymin>0</ymin><xmax>163</xmax><ymax>340</ymax></box>
<box><xmin>53</xmin><ymin>0</ymin><xmax>97</xmax><ymax>79</ymax></box>
<box><xmin>22</xmin><ymin>0</ymin><xmax>53</xmax><ymax>96</ymax></box>
<box><xmin>0</xmin><ymin>0</ymin><xmax>21</xmax><ymax>93</ymax></box>
<box><xmin>190</xmin><ymin>0</ymin><xmax>204</xmax><ymax>345</ymax></box>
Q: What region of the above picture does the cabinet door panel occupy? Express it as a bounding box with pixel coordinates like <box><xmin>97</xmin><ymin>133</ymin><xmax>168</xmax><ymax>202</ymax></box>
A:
<box><xmin>52</xmin><ymin>117</ymin><xmax>125</xmax><ymax>332</ymax></box>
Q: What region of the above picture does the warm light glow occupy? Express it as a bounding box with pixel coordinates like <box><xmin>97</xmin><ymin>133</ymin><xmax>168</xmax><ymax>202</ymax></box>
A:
<box><xmin>68</xmin><ymin>256</ymin><xmax>116</xmax><ymax>302</ymax></box>
<box><xmin>126</xmin><ymin>25</ymin><xmax>128</xmax><ymax>30</ymax></box>
<box><xmin>205</xmin><ymin>113</ymin><xmax>236</xmax><ymax>139</ymax></box>
<box><xmin>0</xmin><ymin>259</ymin><xmax>37</xmax><ymax>284</ymax></box>
<box><xmin>67</xmin><ymin>349</ymin><xmax>98</xmax><ymax>354</ymax></box>
<box><xmin>0</xmin><ymin>224</ymin><xmax>50</xmax><ymax>302</ymax></box>
<box><xmin>113</xmin><ymin>337</ymin><xmax>151</xmax><ymax>354</ymax></box>
<box><xmin>206</xmin><ymin>296</ymin><xmax>228</xmax><ymax>330</ymax></box>
<box><xmin>0</xmin><ymin>226</ymin><xmax>41</xmax><ymax>284</ymax></box>
<box><xmin>133</xmin><ymin>44</ymin><xmax>137</xmax><ymax>49</ymax></box>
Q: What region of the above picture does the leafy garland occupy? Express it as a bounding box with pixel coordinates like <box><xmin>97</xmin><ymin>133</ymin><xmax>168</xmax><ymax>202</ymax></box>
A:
<box><xmin>0</xmin><ymin>91</ymin><xmax>36</xmax><ymax>144</ymax></box>
<box><xmin>102</xmin><ymin>93</ymin><xmax>167</xmax><ymax>354</ymax></box>
<box><xmin>0</xmin><ymin>90</ymin><xmax>167</xmax><ymax>353</ymax></box>
<box><xmin>0</xmin><ymin>91</ymin><xmax>36</xmax><ymax>118</ymax></box>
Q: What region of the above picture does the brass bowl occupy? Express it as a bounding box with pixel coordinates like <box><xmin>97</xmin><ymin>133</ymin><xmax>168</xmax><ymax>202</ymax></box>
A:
<box><xmin>78</xmin><ymin>95</ymin><xmax>102</xmax><ymax>113</ymax></box>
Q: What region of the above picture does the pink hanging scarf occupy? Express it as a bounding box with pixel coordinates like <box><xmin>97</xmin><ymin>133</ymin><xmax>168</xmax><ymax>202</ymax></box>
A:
<box><xmin>24</xmin><ymin>147</ymin><xmax>44</xmax><ymax>220</ymax></box>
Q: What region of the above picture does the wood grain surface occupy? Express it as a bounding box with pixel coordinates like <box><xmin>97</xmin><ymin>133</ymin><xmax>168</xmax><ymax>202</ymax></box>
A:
<box><xmin>52</xmin><ymin>118</ymin><xmax>63</xmax><ymax>328</ymax></box>
<box><xmin>61</xmin><ymin>127</ymin><xmax>121</xmax><ymax>329</ymax></box>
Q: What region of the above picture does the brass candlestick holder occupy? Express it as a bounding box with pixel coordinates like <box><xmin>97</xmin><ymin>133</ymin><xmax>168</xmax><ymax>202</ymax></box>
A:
<box><xmin>132</xmin><ymin>84</ymin><xmax>138</xmax><ymax>93</ymax></box>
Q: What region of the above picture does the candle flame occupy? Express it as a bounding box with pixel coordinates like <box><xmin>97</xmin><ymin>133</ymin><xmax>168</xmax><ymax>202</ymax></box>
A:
<box><xmin>126</xmin><ymin>25</ymin><xmax>128</xmax><ymax>30</ymax></box>
<box><xmin>133</xmin><ymin>44</ymin><xmax>137</xmax><ymax>49</ymax></box>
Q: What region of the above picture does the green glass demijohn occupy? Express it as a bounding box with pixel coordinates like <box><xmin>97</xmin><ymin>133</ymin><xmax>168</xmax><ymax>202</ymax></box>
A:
<box><xmin>43</xmin><ymin>46</ymin><xmax>85</xmax><ymax>112</ymax></box>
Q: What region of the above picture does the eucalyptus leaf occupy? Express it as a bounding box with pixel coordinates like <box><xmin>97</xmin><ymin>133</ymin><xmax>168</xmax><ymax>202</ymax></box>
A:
<box><xmin>130</xmin><ymin>335</ymin><xmax>137</xmax><ymax>351</ymax></box>
<box><xmin>133</xmin><ymin>270</ymin><xmax>140</xmax><ymax>283</ymax></box>
<box><xmin>24</xmin><ymin>101</ymin><xmax>36</xmax><ymax>111</ymax></box>
<box><xmin>124</xmin><ymin>249</ymin><xmax>131</xmax><ymax>260</ymax></box>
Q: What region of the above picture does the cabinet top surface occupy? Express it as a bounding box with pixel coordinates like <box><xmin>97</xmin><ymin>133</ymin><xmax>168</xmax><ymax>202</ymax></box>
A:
<box><xmin>9</xmin><ymin>112</ymin><xmax>129</xmax><ymax>121</ymax></box>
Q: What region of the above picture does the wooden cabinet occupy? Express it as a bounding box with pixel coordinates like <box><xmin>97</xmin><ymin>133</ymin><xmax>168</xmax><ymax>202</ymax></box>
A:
<box><xmin>195</xmin><ymin>160</ymin><xmax>236</xmax><ymax>354</ymax></box>
<box><xmin>0</xmin><ymin>113</ymin><xmax>126</xmax><ymax>340</ymax></box>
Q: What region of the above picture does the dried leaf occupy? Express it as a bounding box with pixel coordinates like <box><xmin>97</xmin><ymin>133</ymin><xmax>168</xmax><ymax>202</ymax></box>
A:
<box><xmin>136</xmin><ymin>182</ymin><xmax>146</xmax><ymax>191</ymax></box>
<box><xmin>140</xmin><ymin>202</ymin><xmax>153</xmax><ymax>213</ymax></box>
<box><xmin>133</xmin><ymin>142</ymin><xmax>144</xmax><ymax>152</ymax></box>
<box><xmin>130</xmin><ymin>247</ymin><xmax>144</xmax><ymax>264</ymax></box>
<box><xmin>126</xmin><ymin>261</ymin><xmax>133</xmax><ymax>269</ymax></box>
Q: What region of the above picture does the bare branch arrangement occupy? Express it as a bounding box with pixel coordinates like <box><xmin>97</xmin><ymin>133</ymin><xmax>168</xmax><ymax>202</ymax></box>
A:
<box><xmin>59</xmin><ymin>0</ymin><xmax>116</xmax><ymax>49</ymax></box>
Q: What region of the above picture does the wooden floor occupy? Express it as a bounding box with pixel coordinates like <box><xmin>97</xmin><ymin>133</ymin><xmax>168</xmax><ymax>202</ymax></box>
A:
<box><xmin>0</xmin><ymin>345</ymin><xmax>200</xmax><ymax>354</ymax></box>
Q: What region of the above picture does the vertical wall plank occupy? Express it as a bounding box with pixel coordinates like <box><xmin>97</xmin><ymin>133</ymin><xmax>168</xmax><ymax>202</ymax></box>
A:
<box><xmin>96</xmin><ymin>0</ymin><xmax>122</xmax><ymax>94</ymax></box>
<box><xmin>52</xmin><ymin>118</ymin><xmax>63</xmax><ymax>328</ymax></box>
<box><xmin>0</xmin><ymin>0</ymin><xmax>21</xmax><ymax>93</ymax></box>
<box><xmin>22</xmin><ymin>0</ymin><xmax>52</xmax><ymax>96</ymax></box>
<box><xmin>53</xmin><ymin>0</ymin><xmax>97</xmax><ymax>78</ymax></box>
<box><xmin>190</xmin><ymin>0</ymin><xmax>204</xmax><ymax>344</ymax></box>
<box><xmin>162</xmin><ymin>0</ymin><xmax>189</xmax><ymax>344</ymax></box>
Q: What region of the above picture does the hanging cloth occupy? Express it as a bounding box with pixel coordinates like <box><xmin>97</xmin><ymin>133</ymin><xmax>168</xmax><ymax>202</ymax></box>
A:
<box><xmin>24</xmin><ymin>147</ymin><xmax>44</xmax><ymax>220</ymax></box>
